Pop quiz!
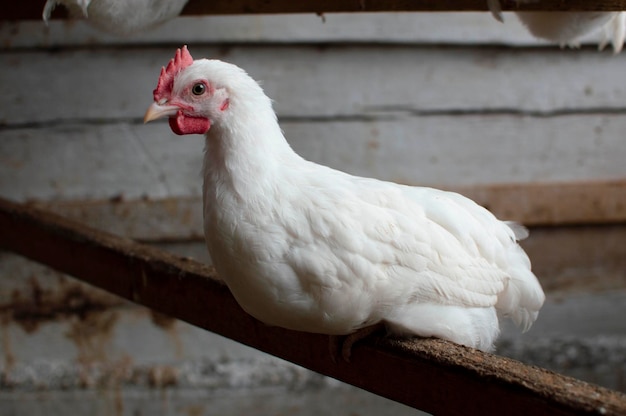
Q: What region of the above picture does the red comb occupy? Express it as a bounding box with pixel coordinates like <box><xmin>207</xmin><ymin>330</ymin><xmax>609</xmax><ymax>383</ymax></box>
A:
<box><xmin>153</xmin><ymin>45</ymin><xmax>194</xmax><ymax>102</ymax></box>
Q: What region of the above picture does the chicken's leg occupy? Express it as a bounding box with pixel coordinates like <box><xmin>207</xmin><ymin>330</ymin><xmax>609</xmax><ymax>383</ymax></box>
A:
<box><xmin>329</xmin><ymin>323</ymin><xmax>386</xmax><ymax>362</ymax></box>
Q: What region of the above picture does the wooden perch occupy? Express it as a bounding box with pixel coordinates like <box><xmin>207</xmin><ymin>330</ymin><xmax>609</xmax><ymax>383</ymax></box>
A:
<box><xmin>5</xmin><ymin>0</ymin><xmax>626</xmax><ymax>21</ymax></box>
<box><xmin>1</xmin><ymin>197</ymin><xmax>625</xmax><ymax>415</ymax></box>
<box><xmin>182</xmin><ymin>0</ymin><xmax>626</xmax><ymax>14</ymax></box>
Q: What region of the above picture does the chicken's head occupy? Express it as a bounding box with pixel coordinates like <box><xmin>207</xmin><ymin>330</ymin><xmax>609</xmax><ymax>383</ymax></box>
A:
<box><xmin>144</xmin><ymin>46</ymin><xmax>230</xmax><ymax>135</ymax></box>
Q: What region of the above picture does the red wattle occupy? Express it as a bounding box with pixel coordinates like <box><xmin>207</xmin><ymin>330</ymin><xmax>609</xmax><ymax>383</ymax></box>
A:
<box><xmin>169</xmin><ymin>111</ymin><xmax>211</xmax><ymax>135</ymax></box>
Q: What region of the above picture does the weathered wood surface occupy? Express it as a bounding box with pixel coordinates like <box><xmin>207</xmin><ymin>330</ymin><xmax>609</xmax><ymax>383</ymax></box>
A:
<box><xmin>2</xmin><ymin>45</ymin><xmax>625</xmax><ymax>228</ymax></box>
<box><xmin>16</xmin><ymin>178</ymin><xmax>626</xmax><ymax>234</ymax></box>
<box><xmin>2</xmin><ymin>12</ymin><xmax>615</xmax><ymax>50</ymax></box>
<box><xmin>3</xmin><ymin>118</ymin><xmax>625</xmax><ymax>225</ymax></box>
<box><xmin>0</xmin><ymin>14</ymin><xmax>543</xmax><ymax>49</ymax></box>
<box><xmin>181</xmin><ymin>0</ymin><xmax>626</xmax><ymax>14</ymax></box>
<box><xmin>5</xmin><ymin>0</ymin><xmax>626</xmax><ymax>21</ymax></box>
<box><xmin>3</xmin><ymin>46</ymin><xmax>626</xmax><ymax>125</ymax></box>
<box><xmin>1</xmin><ymin>197</ymin><xmax>625</xmax><ymax>416</ymax></box>
<box><xmin>2</xmin><ymin>44</ymin><xmax>624</xmax><ymax>177</ymax></box>
<box><xmin>183</xmin><ymin>0</ymin><xmax>626</xmax><ymax>14</ymax></box>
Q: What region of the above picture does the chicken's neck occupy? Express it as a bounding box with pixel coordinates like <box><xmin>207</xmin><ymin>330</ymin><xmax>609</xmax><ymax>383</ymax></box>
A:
<box><xmin>202</xmin><ymin>98</ymin><xmax>301</xmax><ymax>204</ymax></box>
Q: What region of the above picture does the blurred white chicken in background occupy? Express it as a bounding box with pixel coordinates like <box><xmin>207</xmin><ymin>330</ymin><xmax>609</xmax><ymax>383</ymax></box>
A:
<box><xmin>488</xmin><ymin>0</ymin><xmax>626</xmax><ymax>53</ymax></box>
<box><xmin>516</xmin><ymin>12</ymin><xmax>626</xmax><ymax>52</ymax></box>
<box><xmin>42</xmin><ymin>0</ymin><xmax>188</xmax><ymax>36</ymax></box>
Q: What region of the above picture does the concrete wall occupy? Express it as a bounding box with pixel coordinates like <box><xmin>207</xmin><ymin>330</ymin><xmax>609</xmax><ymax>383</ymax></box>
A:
<box><xmin>1</xmin><ymin>12</ymin><xmax>625</xmax><ymax>415</ymax></box>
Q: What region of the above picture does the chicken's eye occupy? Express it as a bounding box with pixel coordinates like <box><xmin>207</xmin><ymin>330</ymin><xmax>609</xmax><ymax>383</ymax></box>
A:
<box><xmin>192</xmin><ymin>83</ymin><xmax>206</xmax><ymax>96</ymax></box>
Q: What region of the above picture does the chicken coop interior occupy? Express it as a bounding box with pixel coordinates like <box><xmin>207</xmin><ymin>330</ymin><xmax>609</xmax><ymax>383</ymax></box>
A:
<box><xmin>2</xmin><ymin>1</ymin><xmax>626</xmax><ymax>415</ymax></box>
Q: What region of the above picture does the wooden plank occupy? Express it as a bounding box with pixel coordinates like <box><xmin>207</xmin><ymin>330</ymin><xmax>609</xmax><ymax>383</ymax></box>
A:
<box><xmin>181</xmin><ymin>0</ymin><xmax>626</xmax><ymax>14</ymax></box>
<box><xmin>455</xmin><ymin>180</ymin><xmax>626</xmax><ymax>226</ymax></box>
<box><xmin>3</xmin><ymin>46</ymin><xmax>626</xmax><ymax>125</ymax></box>
<box><xmin>20</xmin><ymin>178</ymin><xmax>626</xmax><ymax>243</ymax></box>
<box><xmin>5</xmin><ymin>0</ymin><xmax>626</xmax><ymax>21</ymax></box>
<box><xmin>0</xmin><ymin>196</ymin><xmax>625</xmax><ymax>415</ymax></box>
<box><xmin>29</xmin><ymin>197</ymin><xmax>206</xmax><ymax>242</ymax></box>
<box><xmin>519</xmin><ymin>225</ymin><xmax>626</xmax><ymax>294</ymax></box>
<box><xmin>3</xmin><ymin>115</ymin><xmax>625</xmax><ymax>209</ymax></box>
<box><xmin>0</xmin><ymin>14</ymin><xmax>550</xmax><ymax>49</ymax></box>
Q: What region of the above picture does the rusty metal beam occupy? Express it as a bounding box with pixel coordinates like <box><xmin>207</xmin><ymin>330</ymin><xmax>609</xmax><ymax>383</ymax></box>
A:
<box><xmin>5</xmin><ymin>1</ymin><xmax>626</xmax><ymax>21</ymax></box>
<box><xmin>0</xmin><ymin>196</ymin><xmax>625</xmax><ymax>415</ymax></box>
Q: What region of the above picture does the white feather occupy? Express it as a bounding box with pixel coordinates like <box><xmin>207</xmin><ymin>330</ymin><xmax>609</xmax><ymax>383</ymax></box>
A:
<box><xmin>42</xmin><ymin>0</ymin><xmax>188</xmax><ymax>36</ymax></box>
<box><xmin>516</xmin><ymin>12</ymin><xmax>624</xmax><ymax>52</ymax></box>
<box><xmin>487</xmin><ymin>1</ymin><xmax>626</xmax><ymax>53</ymax></box>
<box><xmin>172</xmin><ymin>59</ymin><xmax>546</xmax><ymax>352</ymax></box>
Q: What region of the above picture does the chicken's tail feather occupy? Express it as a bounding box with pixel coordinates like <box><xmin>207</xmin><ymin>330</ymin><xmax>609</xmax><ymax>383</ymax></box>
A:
<box><xmin>497</xmin><ymin>243</ymin><xmax>545</xmax><ymax>332</ymax></box>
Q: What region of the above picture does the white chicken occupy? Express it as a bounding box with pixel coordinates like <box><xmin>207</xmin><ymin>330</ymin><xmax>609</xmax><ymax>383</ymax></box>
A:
<box><xmin>516</xmin><ymin>12</ymin><xmax>626</xmax><ymax>52</ymax></box>
<box><xmin>487</xmin><ymin>0</ymin><xmax>626</xmax><ymax>53</ymax></box>
<box><xmin>42</xmin><ymin>0</ymin><xmax>188</xmax><ymax>36</ymax></box>
<box><xmin>144</xmin><ymin>46</ymin><xmax>545</xmax><ymax>355</ymax></box>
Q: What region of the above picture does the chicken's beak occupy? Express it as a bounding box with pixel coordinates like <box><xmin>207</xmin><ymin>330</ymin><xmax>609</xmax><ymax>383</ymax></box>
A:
<box><xmin>143</xmin><ymin>102</ymin><xmax>180</xmax><ymax>123</ymax></box>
